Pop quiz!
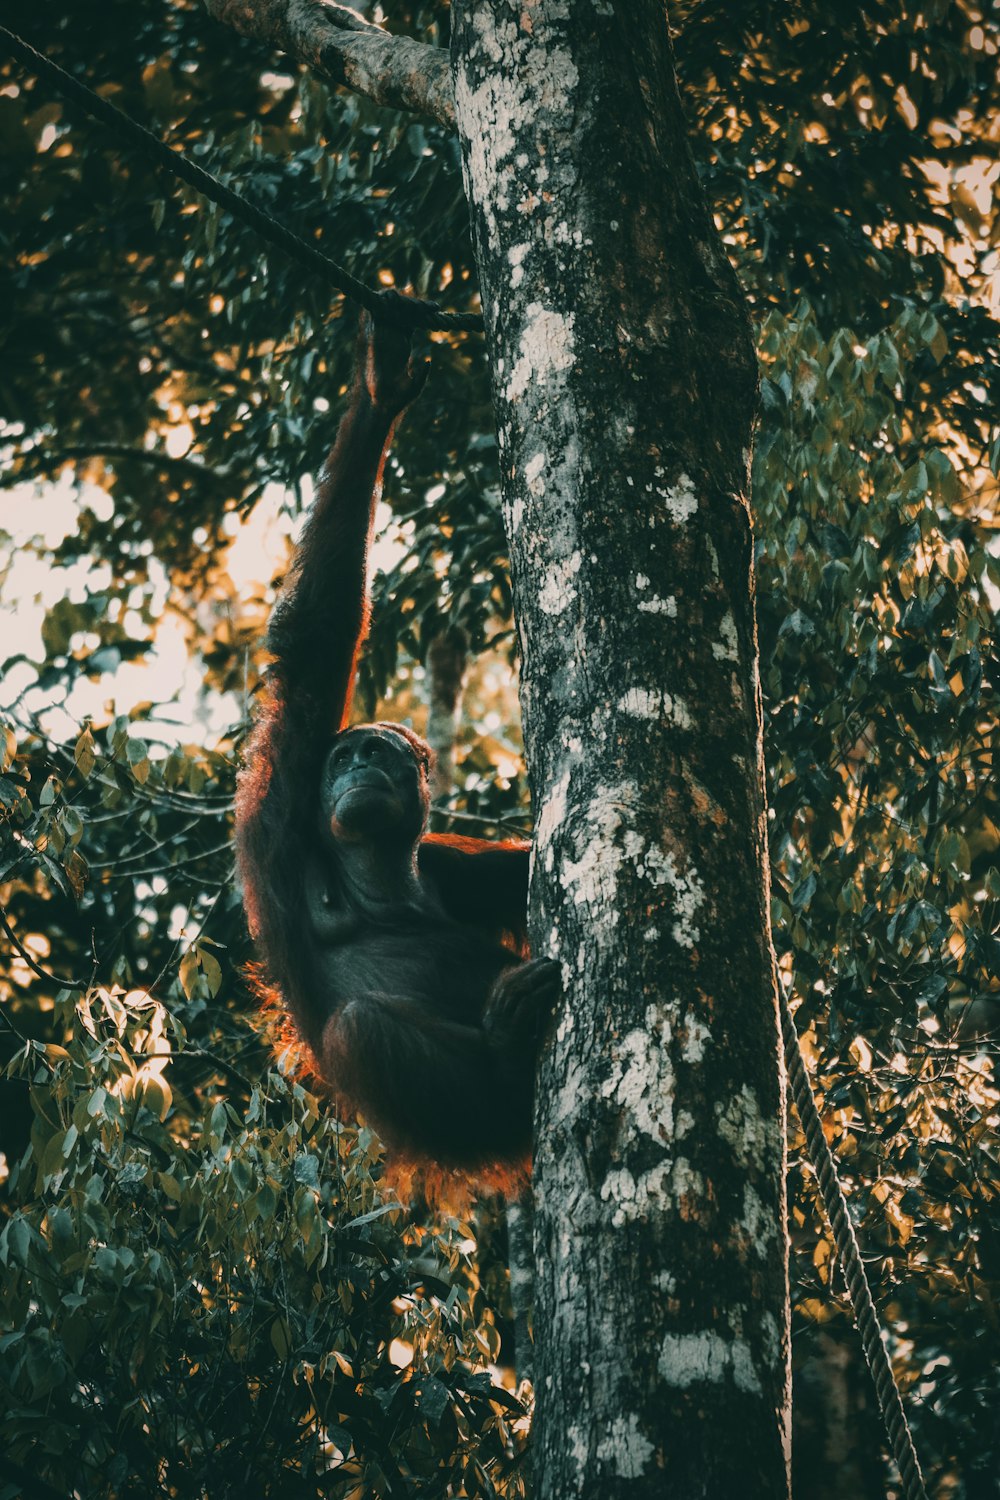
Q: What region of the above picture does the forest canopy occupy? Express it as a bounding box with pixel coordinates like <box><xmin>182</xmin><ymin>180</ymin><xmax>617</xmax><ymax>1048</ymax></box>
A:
<box><xmin>0</xmin><ymin>2</ymin><xmax>997</xmax><ymax>1496</ymax></box>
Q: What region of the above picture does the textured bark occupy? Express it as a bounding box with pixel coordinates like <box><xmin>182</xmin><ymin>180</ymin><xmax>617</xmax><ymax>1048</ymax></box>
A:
<box><xmin>792</xmin><ymin>1328</ymin><xmax>885</xmax><ymax>1500</ymax></box>
<box><xmin>450</xmin><ymin>3</ymin><xmax>790</xmax><ymax>1496</ymax></box>
<box><xmin>203</xmin><ymin>0</ymin><xmax>454</xmax><ymax>125</ymax></box>
<box><xmin>506</xmin><ymin>1187</ymin><xmax>535</xmax><ymax>1385</ymax></box>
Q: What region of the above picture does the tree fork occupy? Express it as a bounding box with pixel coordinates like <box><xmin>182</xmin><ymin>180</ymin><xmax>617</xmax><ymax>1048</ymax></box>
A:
<box><xmin>450</xmin><ymin>3</ymin><xmax>790</xmax><ymax>1495</ymax></box>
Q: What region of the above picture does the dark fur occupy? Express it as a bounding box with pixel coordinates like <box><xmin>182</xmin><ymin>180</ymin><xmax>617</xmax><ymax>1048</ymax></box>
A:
<box><xmin>235</xmin><ymin>317</ymin><xmax>557</xmax><ymax>1179</ymax></box>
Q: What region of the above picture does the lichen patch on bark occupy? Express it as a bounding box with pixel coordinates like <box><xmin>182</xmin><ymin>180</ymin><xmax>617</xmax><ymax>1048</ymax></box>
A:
<box><xmin>656</xmin><ymin>471</ymin><xmax>699</xmax><ymax>525</ymax></box>
<box><xmin>534</xmin><ymin>767</ymin><xmax>572</xmax><ymax>874</ymax></box>
<box><xmin>560</xmin><ymin>786</ymin><xmax>631</xmax><ymax>912</ymax></box>
<box><xmin>525</xmin><ymin>450</ymin><xmax>547</xmax><ymax>494</ymax></box>
<box><xmin>680</xmin><ymin>1015</ymin><xmax>711</xmax><ymax>1063</ymax></box>
<box><xmin>599</xmin><ymin>1007</ymin><xmax>676</xmax><ymax>1145</ymax></box>
<box><xmin>596</xmin><ymin>1414</ymin><xmax>657</xmax><ymax>1478</ymax></box>
<box><xmin>659</xmin><ymin>1331</ymin><xmax>762</xmax><ymax>1395</ymax></box>
<box><xmin>619</xmin><ymin>834</ymin><xmax>706</xmax><ymax>949</ymax></box>
<box><xmin>716</xmin><ymin>1084</ymin><xmax>776</xmax><ymax>1168</ymax></box>
<box><xmin>506</xmin><ymin>304</ymin><xmax>577</xmax><ymax>403</ymax></box>
<box><xmin>537</xmin><ymin>548</ymin><xmax>583</xmax><ymax>614</ymax></box>
<box><xmin>617</xmin><ymin>688</ymin><xmax>692</xmax><ymax>727</ymax></box>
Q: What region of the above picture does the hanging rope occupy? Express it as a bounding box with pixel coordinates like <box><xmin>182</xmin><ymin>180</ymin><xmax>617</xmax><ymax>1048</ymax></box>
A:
<box><xmin>0</xmin><ymin>24</ymin><xmax>483</xmax><ymax>335</ymax></box>
<box><xmin>780</xmin><ymin>984</ymin><xmax>929</xmax><ymax>1500</ymax></box>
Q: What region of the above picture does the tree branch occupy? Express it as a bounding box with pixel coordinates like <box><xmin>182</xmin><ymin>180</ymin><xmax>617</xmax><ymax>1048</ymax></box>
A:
<box><xmin>203</xmin><ymin>0</ymin><xmax>454</xmax><ymax>127</ymax></box>
<box><xmin>4</xmin><ymin>445</ymin><xmax>237</xmax><ymax>489</ymax></box>
<box><xmin>0</xmin><ymin>907</ymin><xmax>88</xmax><ymax>992</ymax></box>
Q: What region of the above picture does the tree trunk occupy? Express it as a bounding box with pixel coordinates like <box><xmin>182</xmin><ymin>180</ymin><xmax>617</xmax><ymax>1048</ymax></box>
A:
<box><xmin>505</xmin><ymin>1186</ymin><xmax>535</xmax><ymax>1385</ymax></box>
<box><xmin>425</xmin><ymin>626</ymin><xmax>469</xmax><ymax>810</ymax></box>
<box><xmin>792</xmin><ymin>1325</ymin><xmax>885</xmax><ymax>1500</ymax></box>
<box><xmin>450</xmin><ymin>4</ymin><xmax>790</xmax><ymax>1496</ymax></box>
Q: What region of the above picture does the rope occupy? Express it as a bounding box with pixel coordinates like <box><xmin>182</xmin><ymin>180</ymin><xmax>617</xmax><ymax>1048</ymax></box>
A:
<box><xmin>0</xmin><ymin>24</ymin><xmax>483</xmax><ymax>335</ymax></box>
<box><xmin>780</xmin><ymin>984</ymin><xmax>929</xmax><ymax>1500</ymax></box>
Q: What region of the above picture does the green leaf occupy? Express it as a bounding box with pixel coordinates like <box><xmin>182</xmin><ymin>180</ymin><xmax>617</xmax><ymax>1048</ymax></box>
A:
<box><xmin>61</xmin><ymin>807</ymin><xmax>84</xmax><ymax>845</ymax></box>
<box><xmin>179</xmin><ymin>951</ymin><xmax>199</xmax><ymax>1000</ymax></box>
<box><xmin>199</xmin><ymin>949</ymin><xmax>222</xmax><ymax>997</ymax></box>
<box><xmin>417</xmin><ymin>1375</ymin><xmax>452</xmax><ymax>1425</ymax></box>
<box><xmin>74</xmin><ymin>728</ymin><xmax>96</xmax><ymax>779</ymax></box>
<box><xmin>2</xmin><ymin>1216</ymin><xmax>32</xmax><ymax>1267</ymax></box>
<box><xmin>209</xmin><ymin>1102</ymin><xmax>228</xmax><ymax>1145</ymax></box>
<box><xmin>270</xmin><ymin>1317</ymin><xmax>293</xmax><ymax>1361</ymax></box>
<box><xmin>126</xmin><ymin>740</ymin><xmax>151</xmax><ymax>784</ymax></box>
<box><xmin>926</xmin><ymin>317</ymin><xmax>948</xmax><ymax>364</ymax></box>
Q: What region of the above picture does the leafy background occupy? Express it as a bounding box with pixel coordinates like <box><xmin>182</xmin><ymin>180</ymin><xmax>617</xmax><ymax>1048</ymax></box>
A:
<box><xmin>0</xmin><ymin>1</ymin><xmax>997</xmax><ymax>1495</ymax></box>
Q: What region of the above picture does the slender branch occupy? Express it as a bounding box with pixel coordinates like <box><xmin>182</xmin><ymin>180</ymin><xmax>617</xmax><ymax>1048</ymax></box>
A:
<box><xmin>0</xmin><ymin>907</ymin><xmax>87</xmax><ymax>992</ymax></box>
<box><xmin>110</xmin><ymin>844</ymin><xmax>232</xmax><ymax>881</ymax></box>
<box><xmin>87</xmin><ymin>816</ymin><xmax>206</xmax><ymax>870</ymax></box>
<box><xmin>431</xmin><ymin>804</ymin><xmax>532</xmax><ymax>837</ymax></box>
<box><xmin>0</xmin><ymin>997</ymin><xmax>30</xmax><ymax>1043</ymax></box>
<box><xmin>203</xmin><ymin>0</ymin><xmax>454</xmax><ymax>127</ymax></box>
<box><xmin>4</xmin><ymin>445</ymin><xmax>237</xmax><ymax>489</ymax></box>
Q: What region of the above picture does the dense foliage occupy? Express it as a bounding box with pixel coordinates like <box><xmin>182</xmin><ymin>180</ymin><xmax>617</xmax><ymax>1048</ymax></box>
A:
<box><xmin>1</xmin><ymin>1</ymin><xmax>997</xmax><ymax>1495</ymax></box>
